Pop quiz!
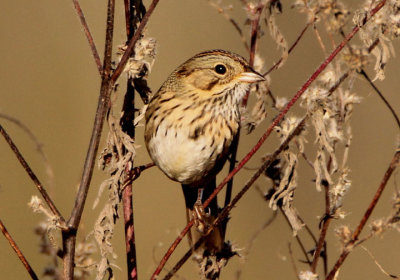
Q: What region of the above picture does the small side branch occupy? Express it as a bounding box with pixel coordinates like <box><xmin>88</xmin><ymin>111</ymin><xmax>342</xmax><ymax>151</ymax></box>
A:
<box><xmin>0</xmin><ymin>125</ymin><xmax>65</xmax><ymax>226</ymax></box>
<box><xmin>0</xmin><ymin>219</ymin><xmax>39</xmax><ymax>280</ymax></box>
<box><xmin>72</xmin><ymin>0</ymin><xmax>103</xmax><ymax>74</ymax></box>
<box><xmin>63</xmin><ymin>0</ymin><xmax>116</xmax><ymax>278</ymax></box>
<box><xmin>311</xmin><ymin>182</ymin><xmax>331</xmax><ymax>272</ymax></box>
<box><xmin>359</xmin><ymin>69</ymin><xmax>400</xmax><ymax>129</ymax></box>
<box><xmin>326</xmin><ymin>150</ymin><xmax>400</xmax><ymax>280</ymax></box>
<box><xmin>263</xmin><ymin>18</ymin><xmax>314</xmax><ymax>77</ymax></box>
<box><xmin>242</xmin><ymin>2</ymin><xmax>265</xmax><ymax>106</ymax></box>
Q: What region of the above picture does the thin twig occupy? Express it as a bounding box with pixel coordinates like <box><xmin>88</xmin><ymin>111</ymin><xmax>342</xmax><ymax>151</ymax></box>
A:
<box><xmin>297</xmin><ymin>216</ymin><xmax>319</xmax><ymax>245</ymax></box>
<box><xmin>122</xmin><ymin>162</ymin><xmax>155</xmax><ymax>190</ymax></box>
<box><xmin>257</xmin><ymin>184</ymin><xmax>314</xmax><ymax>265</ymax></box>
<box><xmin>124</xmin><ymin>0</ymin><xmax>131</xmax><ymax>37</ymax></box>
<box><xmin>288</xmin><ymin>242</ymin><xmax>301</xmax><ymax>280</ymax></box>
<box><xmin>359</xmin><ymin>69</ymin><xmax>400</xmax><ymax>129</ymax></box>
<box><xmin>246</xmin><ymin>210</ymin><xmax>278</xmax><ymax>254</ymax></box>
<box><xmin>0</xmin><ymin>113</ymin><xmax>55</xmax><ymax>188</ymax></box>
<box><xmin>68</xmin><ymin>0</ymin><xmax>115</xmax><ymax>231</ymax></box>
<box><xmin>63</xmin><ymin>0</ymin><xmax>115</xmax><ymax>278</ymax></box>
<box><xmin>280</xmin><ymin>207</ymin><xmax>312</xmax><ymax>265</ymax></box>
<box><xmin>360</xmin><ymin>245</ymin><xmax>399</xmax><ymax>279</ymax></box>
<box><xmin>207</xmin><ymin>1</ymin><xmax>249</xmax><ymax>51</ymax></box>
<box><xmin>0</xmin><ymin>219</ymin><xmax>39</xmax><ymax>280</ymax></box>
<box><xmin>326</xmin><ymin>149</ymin><xmax>400</xmax><ymax>280</ymax></box>
<box><xmin>72</xmin><ymin>0</ymin><xmax>103</xmax><ymax>75</ymax></box>
<box><xmin>263</xmin><ymin>18</ymin><xmax>315</xmax><ymax>77</ymax></box>
<box><xmin>338</xmin><ymin>26</ymin><xmax>399</xmax><ymax>129</ymax></box>
<box><xmin>311</xmin><ymin>182</ymin><xmax>331</xmax><ymax>272</ymax></box>
<box><xmin>242</xmin><ymin>2</ymin><xmax>265</xmax><ymax>107</ymax></box>
<box><xmin>0</xmin><ymin>124</ymin><xmax>65</xmax><ymax>226</ymax></box>
<box><xmin>153</xmin><ymin>7</ymin><xmax>380</xmax><ymax>275</ymax></box>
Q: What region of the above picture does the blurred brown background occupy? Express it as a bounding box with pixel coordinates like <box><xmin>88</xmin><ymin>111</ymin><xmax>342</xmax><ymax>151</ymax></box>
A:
<box><xmin>1</xmin><ymin>1</ymin><xmax>399</xmax><ymax>279</ymax></box>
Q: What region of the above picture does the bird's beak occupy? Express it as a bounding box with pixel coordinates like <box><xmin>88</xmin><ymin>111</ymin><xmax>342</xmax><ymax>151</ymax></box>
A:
<box><xmin>238</xmin><ymin>69</ymin><xmax>265</xmax><ymax>83</ymax></box>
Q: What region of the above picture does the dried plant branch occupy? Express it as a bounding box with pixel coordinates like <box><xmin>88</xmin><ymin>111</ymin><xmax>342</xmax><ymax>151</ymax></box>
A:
<box><xmin>249</xmin><ymin>3</ymin><xmax>265</xmax><ymax>67</ymax></box>
<box><xmin>119</xmin><ymin>2</ymin><xmax>146</xmax><ymax>278</ymax></box>
<box><xmin>279</xmin><ymin>207</ymin><xmax>312</xmax><ymax>266</ymax></box>
<box><xmin>0</xmin><ymin>113</ymin><xmax>55</xmax><ymax>188</ymax></box>
<box><xmin>338</xmin><ymin>23</ymin><xmax>399</xmax><ymax>129</ymax></box>
<box><xmin>311</xmin><ymin>182</ymin><xmax>331</xmax><ymax>272</ymax></box>
<box><xmin>0</xmin><ymin>124</ymin><xmax>65</xmax><ymax>226</ymax></box>
<box><xmin>72</xmin><ymin>0</ymin><xmax>103</xmax><ymax>75</ymax></box>
<box><xmin>246</xmin><ymin>209</ymin><xmax>278</xmax><ymax>254</ymax></box>
<box><xmin>0</xmin><ymin>219</ymin><xmax>39</xmax><ymax>280</ymax></box>
<box><xmin>122</xmin><ymin>162</ymin><xmax>155</xmax><ymax>190</ymax></box>
<box><xmin>122</xmin><ymin>162</ymin><xmax>138</xmax><ymax>280</ymax></box>
<box><xmin>242</xmin><ymin>2</ymin><xmax>265</xmax><ymax>106</ymax></box>
<box><xmin>152</xmin><ymin>5</ymin><xmax>384</xmax><ymax>275</ymax></box>
<box><xmin>124</xmin><ymin>0</ymin><xmax>131</xmax><ymax>37</ymax></box>
<box><xmin>162</xmin><ymin>116</ymin><xmax>308</xmax><ymax>280</ymax></box>
<box><xmin>263</xmin><ymin>18</ymin><xmax>314</xmax><ymax>77</ymax></box>
<box><xmin>359</xmin><ymin>69</ymin><xmax>400</xmax><ymax>129</ymax></box>
<box><xmin>313</xmin><ymin>23</ymin><xmax>328</xmax><ymax>55</ymax></box>
<box><xmin>111</xmin><ymin>0</ymin><xmax>160</xmax><ymax>83</ymax></box>
<box><xmin>305</xmin><ymin>36</ymin><xmax>385</xmax><ymax>272</ymax></box>
<box><xmin>288</xmin><ymin>242</ymin><xmax>301</xmax><ymax>280</ymax></box>
<box><xmin>63</xmin><ymin>0</ymin><xmax>115</xmax><ymax>278</ymax></box>
<box><xmin>68</xmin><ymin>0</ymin><xmax>115</xmax><ymax>229</ymax></box>
<box><xmin>326</xmin><ymin>149</ymin><xmax>400</xmax><ymax>280</ymax></box>
<box><xmin>360</xmin><ymin>245</ymin><xmax>399</xmax><ymax>279</ymax></box>
<box><xmin>207</xmin><ymin>1</ymin><xmax>250</xmax><ymax>51</ymax></box>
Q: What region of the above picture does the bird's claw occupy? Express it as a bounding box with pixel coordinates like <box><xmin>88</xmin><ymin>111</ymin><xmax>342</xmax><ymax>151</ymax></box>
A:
<box><xmin>193</xmin><ymin>200</ymin><xmax>211</xmax><ymax>234</ymax></box>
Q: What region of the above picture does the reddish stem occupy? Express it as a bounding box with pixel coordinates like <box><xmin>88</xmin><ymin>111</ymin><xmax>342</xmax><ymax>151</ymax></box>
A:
<box><xmin>242</xmin><ymin>3</ymin><xmax>264</xmax><ymax>107</ymax></box>
<box><xmin>263</xmin><ymin>18</ymin><xmax>314</xmax><ymax>77</ymax></box>
<box><xmin>122</xmin><ymin>172</ymin><xmax>137</xmax><ymax>280</ymax></box>
<box><xmin>63</xmin><ymin>0</ymin><xmax>116</xmax><ymax>278</ymax></box>
<box><xmin>311</xmin><ymin>183</ymin><xmax>332</xmax><ymax>272</ymax></box>
<box><xmin>0</xmin><ymin>125</ymin><xmax>65</xmax><ymax>225</ymax></box>
<box><xmin>0</xmin><ymin>219</ymin><xmax>39</xmax><ymax>280</ymax></box>
<box><xmin>326</xmin><ymin>150</ymin><xmax>400</xmax><ymax>280</ymax></box>
<box><xmin>72</xmin><ymin>0</ymin><xmax>103</xmax><ymax>75</ymax></box>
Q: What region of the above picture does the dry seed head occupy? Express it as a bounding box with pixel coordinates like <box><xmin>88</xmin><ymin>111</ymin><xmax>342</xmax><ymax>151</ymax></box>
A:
<box><xmin>299</xmin><ymin>270</ymin><xmax>319</xmax><ymax>280</ymax></box>
<box><xmin>329</xmin><ymin>168</ymin><xmax>351</xmax><ymax>213</ymax></box>
<box><xmin>117</xmin><ymin>37</ymin><xmax>157</xmax><ymax>79</ymax></box>
<box><xmin>275</xmin><ymin>96</ymin><xmax>288</xmax><ymax>110</ymax></box>
<box><xmin>370</xmin><ymin>219</ymin><xmax>386</xmax><ymax>237</ymax></box>
<box><xmin>335</xmin><ymin>225</ymin><xmax>351</xmax><ymax>249</ymax></box>
<box><xmin>341</xmin><ymin>47</ymin><xmax>370</xmax><ymax>71</ymax></box>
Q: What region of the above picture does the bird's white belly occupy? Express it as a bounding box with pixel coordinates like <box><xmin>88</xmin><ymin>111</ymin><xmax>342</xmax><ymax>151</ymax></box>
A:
<box><xmin>147</xmin><ymin>121</ymin><xmax>222</xmax><ymax>184</ymax></box>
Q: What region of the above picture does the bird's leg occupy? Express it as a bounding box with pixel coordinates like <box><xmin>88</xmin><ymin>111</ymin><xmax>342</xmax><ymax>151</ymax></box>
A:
<box><xmin>193</xmin><ymin>188</ymin><xmax>211</xmax><ymax>234</ymax></box>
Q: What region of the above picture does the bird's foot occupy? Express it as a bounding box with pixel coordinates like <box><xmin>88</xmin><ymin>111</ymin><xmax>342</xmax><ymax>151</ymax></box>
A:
<box><xmin>192</xmin><ymin>199</ymin><xmax>211</xmax><ymax>234</ymax></box>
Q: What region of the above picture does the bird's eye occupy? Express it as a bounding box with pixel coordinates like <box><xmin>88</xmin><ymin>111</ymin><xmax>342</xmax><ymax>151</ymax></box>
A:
<box><xmin>214</xmin><ymin>64</ymin><xmax>227</xmax><ymax>75</ymax></box>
